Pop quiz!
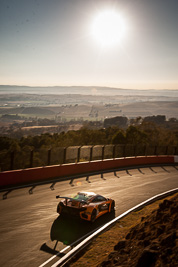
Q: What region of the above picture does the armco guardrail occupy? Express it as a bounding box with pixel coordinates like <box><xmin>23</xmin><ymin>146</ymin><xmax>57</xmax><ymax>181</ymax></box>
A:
<box><xmin>0</xmin><ymin>155</ymin><xmax>177</xmax><ymax>189</ymax></box>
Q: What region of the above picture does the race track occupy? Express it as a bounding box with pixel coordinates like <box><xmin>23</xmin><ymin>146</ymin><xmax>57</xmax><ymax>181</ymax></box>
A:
<box><xmin>0</xmin><ymin>165</ymin><xmax>177</xmax><ymax>266</ymax></box>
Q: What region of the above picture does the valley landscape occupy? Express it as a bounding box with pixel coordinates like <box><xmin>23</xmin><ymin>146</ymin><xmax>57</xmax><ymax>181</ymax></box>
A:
<box><xmin>0</xmin><ymin>85</ymin><xmax>178</xmax><ymax>137</ymax></box>
<box><xmin>0</xmin><ymin>86</ymin><xmax>178</xmax><ymax>119</ymax></box>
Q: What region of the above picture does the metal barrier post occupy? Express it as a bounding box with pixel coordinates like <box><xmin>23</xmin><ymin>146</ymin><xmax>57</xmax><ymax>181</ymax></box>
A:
<box><xmin>10</xmin><ymin>151</ymin><xmax>14</xmax><ymax>170</ymax></box>
<box><xmin>30</xmin><ymin>150</ymin><xmax>34</xmax><ymax>168</ymax></box>
<box><xmin>134</xmin><ymin>145</ymin><xmax>137</xmax><ymax>157</ymax></box>
<box><xmin>102</xmin><ymin>145</ymin><xmax>105</xmax><ymax>160</ymax></box>
<box><xmin>123</xmin><ymin>145</ymin><xmax>126</xmax><ymax>158</ymax></box>
<box><xmin>47</xmin><ymin>149</ymin><xmax>51</xmax><ymax>166</ymax></box>
<box><xmin>63</xmin><ymin>147</ymin><xmax>67</xmax><ymax>164</ymax></box>
<box><xmin>165</xmin><ymin>146</ymin><xmax>168</xmax><ymax>155</ymax></box>
<box><xmin>174</xmin><ymin>146</ymin><xmax>177</xmax><ymax>155</ymax></box>
<box><xmin>113</xmin><ymin>145</ymin><xmax>116</xmax><ymax>159</ymax></box>
<box><xmin>144</xmin><ymin>145</ymin><xmax>147</xmax><ymax>156</ymax></box>
<box><xmin>89</xmin><ymin>146</ymin><xmax>93</xmax><ymax>162</ymax></box>
<box><xmin>77</xmin><ymin>146</ymin><xmax>81</xmax><ymax>163</ymax></box>
<box><xmin>154</xmin><ymin>146</ymin><xmax>157</xmax><ymax>155</ymax></box>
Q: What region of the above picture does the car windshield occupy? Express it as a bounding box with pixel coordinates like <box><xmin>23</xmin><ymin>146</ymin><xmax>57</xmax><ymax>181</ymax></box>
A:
<box><xmin>73</xmin><ymin>193</ymin><xmax>93</xmax><ymax>201</ymax></box>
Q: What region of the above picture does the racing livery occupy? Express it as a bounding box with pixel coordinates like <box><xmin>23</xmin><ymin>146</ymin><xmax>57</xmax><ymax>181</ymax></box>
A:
<box><xmin>56</xmin><ymin>191</ymin><xmax>115</xmax><ymax>222</ymax></box>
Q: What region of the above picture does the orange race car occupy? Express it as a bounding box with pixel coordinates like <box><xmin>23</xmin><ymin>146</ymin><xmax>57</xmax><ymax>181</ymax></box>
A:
<box><xmin>56</xmin><ymin>191</ymin><xmax>115</xmax><ymax>222</ymax></box>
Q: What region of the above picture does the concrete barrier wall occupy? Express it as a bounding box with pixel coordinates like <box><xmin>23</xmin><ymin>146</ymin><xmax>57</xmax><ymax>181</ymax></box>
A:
<box><xmin>0</xmin><ymin>156</ymin><xmax>176</xmax><ymax>188</ymax></box>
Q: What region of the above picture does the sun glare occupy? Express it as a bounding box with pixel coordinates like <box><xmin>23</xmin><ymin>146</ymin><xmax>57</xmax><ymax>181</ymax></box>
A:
<box><xmin>91</xmin><ymin>9</ymin><xmax>127</xmax><ymax>47</ymax></box>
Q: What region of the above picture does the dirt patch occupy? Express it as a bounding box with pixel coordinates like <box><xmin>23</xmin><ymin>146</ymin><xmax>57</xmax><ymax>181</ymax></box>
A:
<box><xmin>70</xmin><ymin>193</ymin><xmax>178</xmax><ymax>267</ymax></box>
<box><xmin>98</xmin><ymin>194</ymin><xmax>178</xmax><ymax>267</ymax></box>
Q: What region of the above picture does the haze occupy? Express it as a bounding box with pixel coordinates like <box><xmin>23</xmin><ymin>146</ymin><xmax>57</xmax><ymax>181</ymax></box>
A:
<box><xmin>0</xmin><ymin>0</ymin><xmax>178</xmax><ymax>90</ymax></box>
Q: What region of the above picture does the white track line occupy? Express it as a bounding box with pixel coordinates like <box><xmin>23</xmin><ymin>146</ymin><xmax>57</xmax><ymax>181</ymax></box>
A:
<box><xmin>39</xmin><ymin>227</ymin><xmax>101</xmax><ymax>267</ymax></box>
<box><xmin>39</xmin><ymin>246</ymin><xmax>70</xmax><ymax>267</ymax></box>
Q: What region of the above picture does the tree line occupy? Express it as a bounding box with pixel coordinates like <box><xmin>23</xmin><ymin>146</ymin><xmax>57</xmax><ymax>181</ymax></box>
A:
<box><xmin>0</xmin><ymin>120</ymin><xmax>178</xmax><ymax>171</ymax></box>
<box><xmin>0</xmin><ymin>121</ymin><xmax>177</xmax><ymax>153</ymax></box>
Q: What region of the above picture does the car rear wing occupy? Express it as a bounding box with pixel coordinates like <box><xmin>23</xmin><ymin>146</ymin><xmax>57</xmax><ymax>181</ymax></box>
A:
<box><xmin>56</xmin><ymin>195</ymin><xmax>87</xmax><ymax>204</ymax></box>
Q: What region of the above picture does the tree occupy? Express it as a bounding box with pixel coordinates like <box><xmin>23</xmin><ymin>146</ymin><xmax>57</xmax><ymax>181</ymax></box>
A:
<box><xmin>104</xmin><ymin>116</ymin><xmax>128</xmax><ymax>128</ymax></box>
<box><xmin>126</xmin><ymin>126</ymin><xmax>148</xmax><ymax>145</ymax></box>
<box><xmin>0</xmin><ymin>136</ymin><xmax>20</xmax><ymax>152</ymax></box>
<box><xmin>143</xmin><ymin>115</ymin><xmax>166</xmax><ymax>124</ymax></box>
<box><xmin>130</xmin><ymin>116</ymin><xmax>143</xmax><ymax>126</ymax></box>
<box><xmin>112</xmin><ymin>130</ymin><xmax>126</xmax><ymax>144</ymax></box>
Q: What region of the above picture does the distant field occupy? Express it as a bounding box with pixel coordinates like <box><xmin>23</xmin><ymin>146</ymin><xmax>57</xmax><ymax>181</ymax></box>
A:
<box><xmin>0</xmin><ymin>87</ymin><xmax>178</xmax><ymax>120</ymax></box>
<box><xmin>120</xmin><ymin>101</ymin><xmax>178</xmax><ymax>119</ymax></box>
<box><xmin>0</xmin><ymin>101</ymin><xmax>177</xmax><ymax>120</ymax></box>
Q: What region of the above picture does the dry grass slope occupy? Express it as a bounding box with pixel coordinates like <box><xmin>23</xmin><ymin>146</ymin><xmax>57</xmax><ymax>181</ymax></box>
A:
<box><xmin>69</xmin><ymin>193</ymin><xmax>178</xmax><ymax>267</ymax></box>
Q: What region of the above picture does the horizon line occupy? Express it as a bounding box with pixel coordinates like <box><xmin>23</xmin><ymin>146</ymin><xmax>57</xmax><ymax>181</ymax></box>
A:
<box><xmin>0</xmin><ymin>84</ymin><xmax>178</xmax><ymax>91</ymax></box>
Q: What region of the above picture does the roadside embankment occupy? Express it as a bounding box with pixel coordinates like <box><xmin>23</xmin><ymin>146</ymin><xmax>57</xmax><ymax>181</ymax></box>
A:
<box><xmin>70</xmin><ymin>193</ymin><xmax>178</xmax><ymax>267</ymax></box>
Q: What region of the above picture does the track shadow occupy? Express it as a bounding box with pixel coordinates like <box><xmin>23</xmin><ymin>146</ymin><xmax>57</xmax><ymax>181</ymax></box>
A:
<box><xmin>149</xmin><ymin>167</ymin><xmax>157</xmax><ymax>173</ymax></box>
<box><xmin>86</xmin><ymin>176</ymin><xmax>91</xmax><ymax>183</ymax></box>
<box><xmin>29</xmin><ymin>186</ymin><xmax>36</xmax><ymax>194</ymax></box>
<box><xmin>161</xmin><ymin>166</ymin><xmax>170</xmax><ymax>173</ymax></box>
<box><xmin>101</xmin><ymin>173</ymin><xmax>106</xmax><ymax>180</ymax></box>
<box><xmin>138</xmin><ymin>168</ymin><xmax>145</xmax><ymax>175</ymax></box>
<box><xmin>50</xmin><ymin>182</ymin><xmax>56</xmax><ymax>190</ymax></box>
<box><xmin>126</xmin><ymin>169</ymin><xmax>132</xmax><ymax>176</ymax></box>
<box><xmin>40</xmin><ymin>242</ymin><xmax>63</xmax><ymax>256</ymax></box>
<box><xmin>2</xmin><ymin>190</ymin><xmax>12</xmax><ymax>200</ymax></box>
<box><xmin>69</xmin><ymin>178</ymin><xmax>74</xmax><ymax>187</ymax></box>
<box><xmin>114</xmin><ymin>171</ymin><xmax>120</xmax><ymax>178</ymax></box>
<box><xmin>173</xmin><ymin>166</ymin><xmax>178</xmax><ymax>171</ymax></box>
<box><xmin>49</xmin><ymin>211</ymin><xmax>115</xmax><ymax>247</ymax></box>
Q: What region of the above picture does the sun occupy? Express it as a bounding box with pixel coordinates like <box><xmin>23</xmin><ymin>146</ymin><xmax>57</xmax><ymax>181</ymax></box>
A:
<box><xmin>91</xmin><ymin>9</ymin><xmax>126</xmax><ymax>47</ymax></box>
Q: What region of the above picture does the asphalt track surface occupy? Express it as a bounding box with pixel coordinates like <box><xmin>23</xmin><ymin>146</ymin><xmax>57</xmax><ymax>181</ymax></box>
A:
<box><xmin>0</xmin><ymin>165</ymin><xmax>178</xmax><ymax>267</ymax></box>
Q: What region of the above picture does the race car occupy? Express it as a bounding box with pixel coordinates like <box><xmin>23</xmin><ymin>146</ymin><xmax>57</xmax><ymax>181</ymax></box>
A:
<box><xmin>56</xmin><ymin>191</ymin><xmax>115</xmax><ymax>222</ymax></box>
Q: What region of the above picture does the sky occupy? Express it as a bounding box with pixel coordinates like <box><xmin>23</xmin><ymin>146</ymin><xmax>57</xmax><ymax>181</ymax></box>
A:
<box><xmin>0</xmin><ymin>0</ymin><xmax>178</xmax><ymax>90</ymax></box>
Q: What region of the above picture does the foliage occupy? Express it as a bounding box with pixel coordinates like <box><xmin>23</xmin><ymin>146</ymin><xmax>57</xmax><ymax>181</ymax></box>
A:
<box><xmin>0</xmin><ymin>121</ymin><xmax>177</xmax><ymax>171</ymax></box>
<box><xmin>126</xmin><ymin>126</ymin><xmax>148</xmax><ymax>145</ymax></box>
<box><xmin>112</xmin><ymin>130</ymin><xmax>126</xmax><ymax>144</ymax></box>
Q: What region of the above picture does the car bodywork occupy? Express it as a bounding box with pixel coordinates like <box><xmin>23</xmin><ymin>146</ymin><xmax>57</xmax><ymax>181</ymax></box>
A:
<box><xmin>56</xmin><ymin>191</ymin><xmax>115</xmax><ymax>222</ymax></box>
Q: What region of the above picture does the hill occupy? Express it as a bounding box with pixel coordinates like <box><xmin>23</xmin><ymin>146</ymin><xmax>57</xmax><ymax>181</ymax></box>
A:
<box><xmin>1</xmin><ymin>85</ymin><xmax>178</xmax><ymax>98</ymax></box>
